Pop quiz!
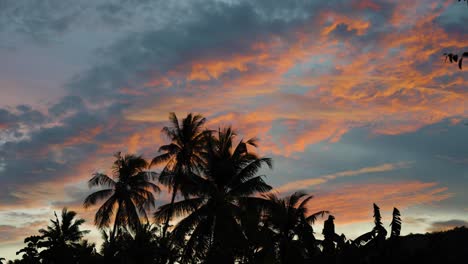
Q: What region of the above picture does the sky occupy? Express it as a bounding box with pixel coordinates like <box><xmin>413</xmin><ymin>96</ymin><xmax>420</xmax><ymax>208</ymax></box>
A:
<box><xmin>0</xmin><ymin>0</ymin><xmax>467</xmax><ymax>260</ymax></box>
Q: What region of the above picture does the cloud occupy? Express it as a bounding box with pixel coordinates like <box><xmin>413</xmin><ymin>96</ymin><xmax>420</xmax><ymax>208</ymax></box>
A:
<box><xmin>0</xmin><ymin>0</ymin><xmax>466</xmax><ymax>257</ymax></box>
<box><xmin>305</xmin><ymin>181</ymin><xmax>452</xmax><ymax>224</ymax></box>
<box><xmin>428</xmin><ymin>219</ymin><xmax>468</xmax><ymax>232</ymax></box>
<box><xmin>0</xmin><ymin>221</ymin><xmax>47</xmax><ymax>245</ymax></box>
<box><xmin>276</xmin><ymin>161</ymin><xmax>413</xmax><ymax>193</ymax></box>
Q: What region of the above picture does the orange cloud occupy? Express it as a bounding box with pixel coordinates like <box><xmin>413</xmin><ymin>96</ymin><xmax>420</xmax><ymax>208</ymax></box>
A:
<box><xmin>305</xmin><ymin>181</ymin><xmax>452</xmax><ymax>224</ymax></box>
<box><xmin>122</xmin><ymin>0</ymin><xmax>467</xmax><ymax>158</ymax></box>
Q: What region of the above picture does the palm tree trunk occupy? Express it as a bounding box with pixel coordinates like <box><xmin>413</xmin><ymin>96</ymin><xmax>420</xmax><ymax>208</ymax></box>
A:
<box><xmin>110</xmin><ymin>204</ymin><xmax>122</xmax><ymax>244</ymax></box>
<box><xmin>162</xmin><ymin>187</ymin><xmax>177</xmax><ymax>238</ymax></box>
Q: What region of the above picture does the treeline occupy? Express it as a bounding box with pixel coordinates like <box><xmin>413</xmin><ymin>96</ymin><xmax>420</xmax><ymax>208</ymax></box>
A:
<box><xmin>2</xmin><ymin>113</ymin><xmax>467</xmax><ymax>264</ymax></box>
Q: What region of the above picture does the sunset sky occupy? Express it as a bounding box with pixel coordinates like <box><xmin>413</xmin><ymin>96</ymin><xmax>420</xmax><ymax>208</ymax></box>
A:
<box><xmin>0</xmin><ymin>0</ymin><xmax>467</xmax><ymax>260</ymax></box>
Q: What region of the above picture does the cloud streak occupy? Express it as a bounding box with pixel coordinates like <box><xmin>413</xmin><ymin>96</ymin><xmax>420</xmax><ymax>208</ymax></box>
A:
<box><xmin>276</xmin><ymin>161</ymin><xmax>413</xmax><ymax>193</ymax></box>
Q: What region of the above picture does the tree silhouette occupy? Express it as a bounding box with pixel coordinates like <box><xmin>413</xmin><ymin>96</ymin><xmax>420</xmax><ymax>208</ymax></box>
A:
<box><xmin>372</xmin><ymin>203</ymin><xmax>387</xmax><ymax>238</ymax></box>
<box><xmin>39</xmin><ymin>208</ymin><xmax>89</xmax><ymax>247</ymax></box>
<box><xmin>83</xmin><ymin>152</ymin><xmax>159</xmax><ymax>246</ymax></box>
<box><xmin>15</xmin><ymin>236</ymin><xmax>41</xmax><ymax>263</ymax></box>
<box><xmin>352</xmin><ymin>203</ymin><xmax>388</xmax><ymax>248</ymax></box>
<box><xmin>154</xmin><ymin>127</ymin><xmax>272</xmax><ymax>263</ymax></box>
<box><xmin>261</xmin><ymin>191</ymin><xmax>328</xmax><ymax>263</ymax></box>
<box><xmin>37</xmin><ymin>208</ymin><xmax>90</xmax><ymax>262</ymax></box>
<box><xmin>390</xmin><ymin>208</ymin><xmax>402</xmax><ymax>238</ymax></box>
<box><xmin>151</xmin><ymin>113</ymin><xmax>209</xmax><ymax>238</ymax></box>
<box><xmin>443</xmin><ymin>52</ymin><xmax>468</xmax><ymax>70</ymax></box>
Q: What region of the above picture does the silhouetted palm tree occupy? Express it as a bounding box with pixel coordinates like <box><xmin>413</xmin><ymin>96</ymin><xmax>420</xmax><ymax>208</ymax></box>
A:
<box><xmin>38</xmin><ymin>208</ymin><xmax>90</xmax><ymax>263</ymax></box>
<box><xmin>39</xmin><ymin>208</ymin><xmax>89</xmax><ymax>247</ymax></box>
<box><xmin>237</xmin><ymin>202</ymin><xmax>276</xmax><ymax>264</ymax></box>
<box><xmin>151</xmin><ymin>113</ymin><xmax>209</xmax><ymax>238</ymax></box>
<box><xmin>84</xmin><ymin>152</ymin><xmax>159</xmax><ymax>244</ymax></box>
<box><xmin>262</xmin><ymin>192</ymin><xmax>328</xmax><ymax>264</ymax></box>
<box><xmin>155</xmin><ymin>127</ymin><xmax>272</xmax><ymax>263</ymax></box>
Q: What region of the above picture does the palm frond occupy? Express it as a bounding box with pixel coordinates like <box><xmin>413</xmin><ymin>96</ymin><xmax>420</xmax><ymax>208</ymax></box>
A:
<box><xmin>94</xmin><ymin>195</ymin><xmax>117</xmax><ymax>228</ymax></box>
<box><xmin>353</xmin><ymin>231</ymin><xmax>375</xmax><ymax>247</ymax></box>
<box><xmin>154</xmin><ymin>198</ymin><xmax>203</xmax><ymax>222</ymax></box>
<box><xmin>236</xmin><ymin>158</ymin><xmax>273</xmax><ymax>183</ymax></box>
<box><xmin>306</xmin><ymin>211</ymin><xmax>329</xmax><ymax>224</ymax></box>
<box><xmin>83</xmin><ymin>189</ymin><xmax>114</xmax><ymax>208</ymax></box>
<box><xmin>229</xmin><ymin>176</ymin><xmax>272</xmax><ymax>197</ymax></box>
<box><xmin>88</xmin><ymin>173</ymin><xmax>116</xmax><ymax>188</ymax></box>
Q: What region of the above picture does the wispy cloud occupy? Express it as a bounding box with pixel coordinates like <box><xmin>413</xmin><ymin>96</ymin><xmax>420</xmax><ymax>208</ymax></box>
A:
<box><xmin>427</xmin><ymin>219</ymin><xmax>468</xmax><ymax>232</ymax></box>
<box><xmin>276</xmin><ymin>161</ymin><xmax>413</xmax><ymax>193</ymax></box>
<box><xmin>306</xmin><ymin>181</ymin><xmax>452</xmax><ymax>224</ymax></box>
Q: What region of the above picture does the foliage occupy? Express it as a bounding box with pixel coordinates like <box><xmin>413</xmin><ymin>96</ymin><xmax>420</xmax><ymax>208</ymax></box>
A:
<box><xmin>443</xmin><ymin>52</ymin><xmax>468</xmax><ymax>70</ymax></box>
<box><xmin>155</xmin><ymin>127</ymin><xmax>273</xmax><ymax>263</ymax></box>
<box><xmin>151</xmin><ymin>113</ymin><xmax>209</xmax><ymax>238</ymax></box>
<box><xmin>390</xmin><ymin>207</ymin><xmax>402</xmax><ymax>238</ymax></box>
<box><xmin>83</xmin><ymin>152</ymin><xmax>159</xmax><ymax>244</ymax></box>
<box><xmin>14</xmin><ymin>209</ymin><xmax>98</xmax><ymax>264</ymax></box>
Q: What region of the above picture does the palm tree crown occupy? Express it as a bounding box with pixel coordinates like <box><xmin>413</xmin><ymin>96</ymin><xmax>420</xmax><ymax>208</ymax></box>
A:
<box><xmin>151</xmin><ymin>113</ymin><xmax>209</xmax><ymax>237</ymax></box>
<box><xmin>261</xmin><ymin>191</ymin><xmax>328</xmax><ymax>263</ymax></box>
<box><xmin>39</xmin><ymin>208</ymin><xmax>89</xmax><ymax>248</ymax></box>
<box><xmin>154</xmin><ymin>127</ymin><xmax>273</xmax><ymax>263</ymax></box>
<box><xmin>83</xmin><ymin>152</ymin><xmax>159</xmax><ymax>242</ymax></box>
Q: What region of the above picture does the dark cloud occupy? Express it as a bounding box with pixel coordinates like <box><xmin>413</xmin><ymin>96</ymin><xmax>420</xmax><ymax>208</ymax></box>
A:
<box><xmin>0</xmin><ymin>106</ymin><xmax>46</xmax><ymax>141</ymax></box>
<box><xmin>428</xmin><ymin>219</ymin><xmax>468</xmax><ymax>232</ymax></box>
<box><xmin>67</xmin><ymin>0</ymin><xmax>315</xmax><ymax>100</ymax></box>
<box><xmin>0</xmin><ymin>104</ymin><xmax>109</xmax><ymax>205</ymax></box>
<box><xmin>48</xmin><ymin>95</ymin><xmax>85</xmax><ymax>117</ymax></box>
<box><xmin>330</xmin><ymin>23</ymin><xmax>359</xmax><ymax>40</ymax></box>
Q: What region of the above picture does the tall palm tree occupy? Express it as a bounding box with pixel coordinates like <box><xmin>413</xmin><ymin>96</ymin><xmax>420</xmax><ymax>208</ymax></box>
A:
<box><xmin>154</xmin><ymin>127</ymin><xmax>272</xmax><ymax>263</ymax></box>
<box><xmin>151</xmin><ymin>112</ymin><xmax>209</xmax><ymax>237</ymax></box>
<box><xmin>262</xmin><ymin>192</ymin><xmax>328</xmax><ymax>264</ymax></box>
<box><xmin>83</xmin><ymin>152</ymin><xmax>159</xmax><ymax>244</ymax></box>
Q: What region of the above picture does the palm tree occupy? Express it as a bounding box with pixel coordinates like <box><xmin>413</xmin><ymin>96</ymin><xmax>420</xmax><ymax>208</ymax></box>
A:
<box><xmin>39</xmin><ymin>208</ymin><xmax>89</xmax><ymax>246</ymax></box>
<box><xmin>154</xmin><ymin>127</ymin><xmax>272</xmax><ymax>263</ymax></box>
<box><xmin>38</xmin><ymin>208</ymin><xmax>90</xmax><ymax>263</ymax></box>
<box><xmin>83</xmin><ymin>152</ymin><xmax>159</xmax><ymax>244</ymax></box>
<box><xmin>151</xmin><ymin>113</ymin><xmax>209</xmax><ymax>238</ymax></box>
<box><xmin>261</xmin><ymin>192</ymin><xmax>328</xmax><ymax>264</ymax></box>
<box><xmin>237</xmin><ymin>202</ymin><xmax>276</xmax><ymax>264</ymax></box>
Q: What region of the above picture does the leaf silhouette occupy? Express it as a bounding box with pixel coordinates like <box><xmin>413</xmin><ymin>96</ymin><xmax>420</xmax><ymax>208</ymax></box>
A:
<box><xmin>443</xmin><ymin>52</ymin><xmax>467</xmax><ymax>70</ymax></box>
<box><xmin>460</xmin><ymin>52</ymin><xmax>468</xmax><ymax>70</ymax></box>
